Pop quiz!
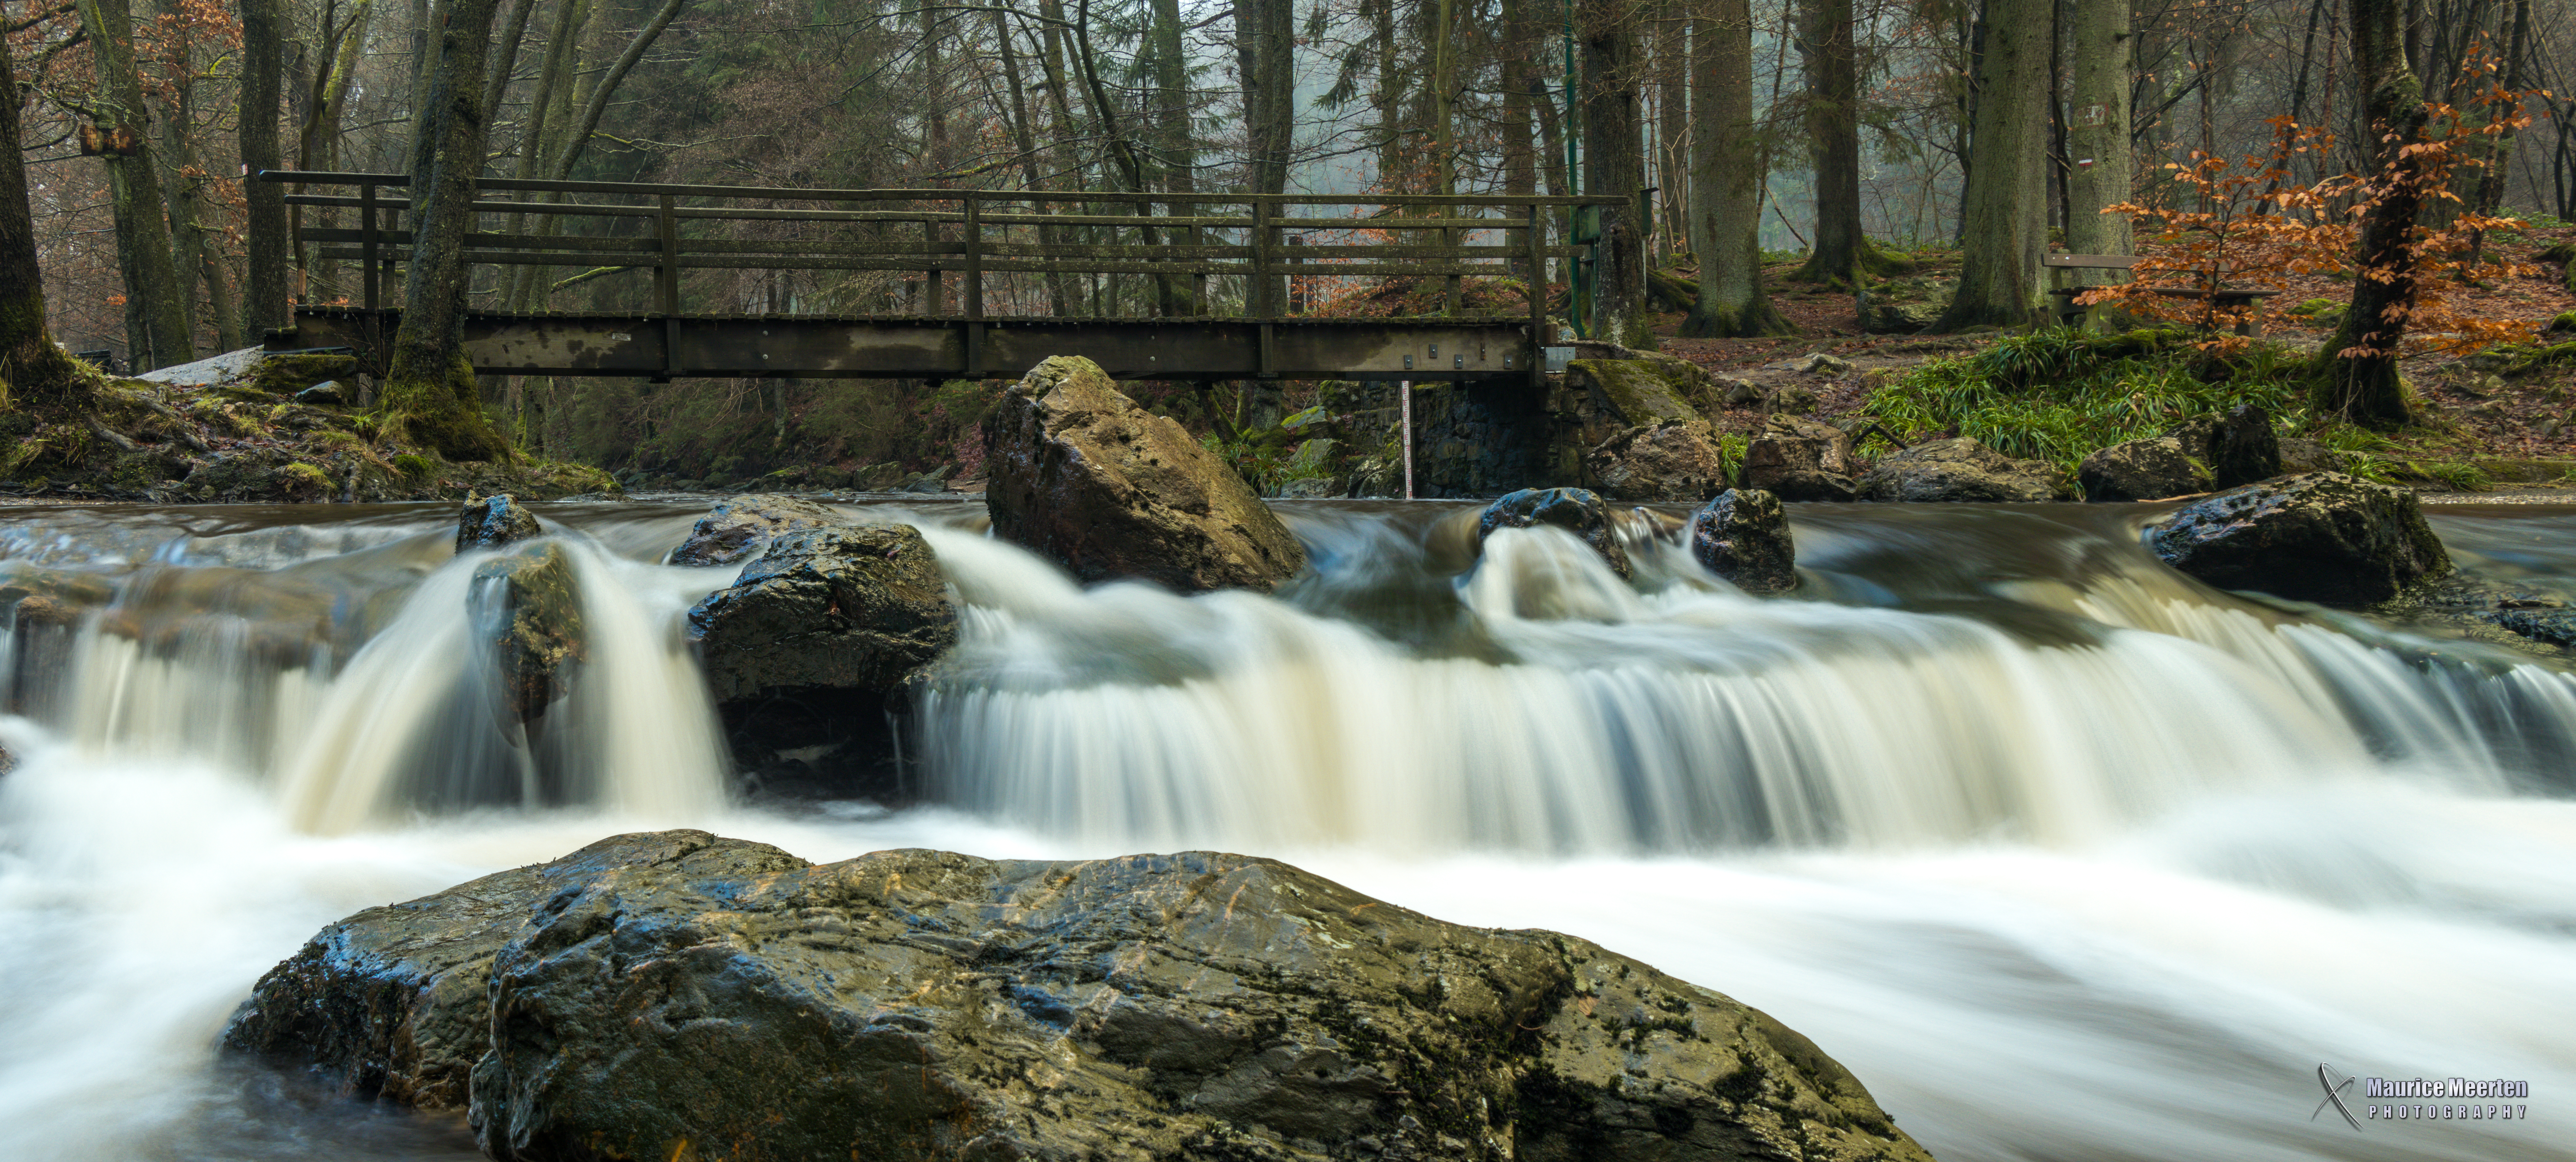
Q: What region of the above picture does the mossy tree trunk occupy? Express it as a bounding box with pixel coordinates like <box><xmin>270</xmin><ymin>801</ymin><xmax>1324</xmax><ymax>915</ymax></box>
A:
<box><xmin>2310</xmin><ymin>0</ymin><xmax>2426</xmax><ymax>425</ymax></box>
<box><xmin>1680</xmin><ymin>0</ymin><xmax>1793</xmax><ymax>337</ymax></box>
<box><xmin>2</xmin><ymin>35</ymin><xmax>88</xmax><ymax>410</ymax></box>
<box><xmin>2062</xmin><ymin>0</ymin><xmax>2134</xmax><ymax>317</ymax></box>
<box><xmin>1787</xmin><ymin>0</ymin><xmax>1905</xmax><ymax>287</ymax></box>
<box><xmin>1581</xmin><ymin>0</ymin><xmax>1656</xmax><ymax>349</ymax></box>
<box><xmin>1931</xmin><ymin>0</ymin><xmax>2053</xmax><ymax>333</ymax></box>
<box><xmin>382</xmin><ymin>0</ymin><xmax>512</xmax><ymax>461</ymax></box>
<box><xmin>75</xmin><ymin>0</ymin><xmax>194</xmax><ymax>371</ymax></box>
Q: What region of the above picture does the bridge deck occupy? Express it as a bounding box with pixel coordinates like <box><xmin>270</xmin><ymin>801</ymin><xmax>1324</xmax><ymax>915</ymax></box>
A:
<box><xmin>276</xmin><ymin>307</ymin><xmax>1542</xmax><ymax>382</ymax></box>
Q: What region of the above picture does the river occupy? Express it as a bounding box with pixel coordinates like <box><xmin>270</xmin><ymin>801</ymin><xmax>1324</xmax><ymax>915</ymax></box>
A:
<box><xmin>0</xmin><ymin>496</ymin><xmax>2568</xmax><ymax>1161</ymax></box>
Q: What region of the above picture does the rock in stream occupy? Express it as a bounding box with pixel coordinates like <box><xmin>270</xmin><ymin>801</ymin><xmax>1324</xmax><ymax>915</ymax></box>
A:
<box><xmin>221</xmin><ymin>830</ymin><xmax>1936</xmax><ymax>1162</ymax></box>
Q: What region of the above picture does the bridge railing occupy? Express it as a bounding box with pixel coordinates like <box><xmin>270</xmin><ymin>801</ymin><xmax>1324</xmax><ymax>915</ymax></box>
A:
<box><xmin>261</xmin><ymin>171</ymin><xmax>1623</xmax><ymax>348</ymax></box>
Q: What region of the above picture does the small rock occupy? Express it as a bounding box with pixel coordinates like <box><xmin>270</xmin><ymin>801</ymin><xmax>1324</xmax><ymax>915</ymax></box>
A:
<box><xmin>668</xmin><ymin>495</ymin><xmax>846</xmax><ymax>567</ymax></box>
<box><xmin>250</xmin><ymin>352</ymin><xmax>360</xmax><ymax>396</ymax></box>
<box><xmin>1715</xmin><ymin>375</ymin><xmax>1762</xmax><ymax>407</ymax></box>
<box><xmin>2277</xmin><ymin>436</ymin><xmax>2349</xmax><ymax>474</ymax></box>
<box><xmin>1859</xmin><ymin>300</ymin><xmax>1943</xmax><ymax>334</ymax></box>
<box><xmin>2164</xmin><ymin>405</ymin><xmax>2281</xmax><ymax>489</ymax></box>
<box><xmin>1689</xmin><ymin>489</ymin><xmax>1795</xmax><ymax>593</ymax></box>
<box><xmin>985</xmin><ymin>356</ymin><xmax>1305</xmax><ymax>592</ymax></box>
<box><xmin>1856</xmin><ymin>437</ymin><xmax>2062</xmax><ymax>503</ymax></box>
<box><xmin>1584</xmin><ymin>420</ymin><xmax>1729</xmax><ymax>503</ymax></box>
<box><xmin>1742</xmin><ymin>415</ymin><xmax>1859</xmax><ymax>502</ymax></box>
<box><xmin>1567</xmin><ymin>358</ymin><xmax>1706</xmax><ymax>427</ymax></box>
<box><xmin>1799</xmin><ymin>352</ymin><xmax>1855</xmax><ymax>376</ymax></box>
<box><xmin>455</xmin><ymin>494</ymin><xmax>542</xmax><ymax>551</ymax></box>
<box><xmin>293</xmin><ymin>380</ymin><xmax>352</xmax><ymax>406</ymax></box>
<box><xmin>2078</xmin><ymin>436</ymin><xmax>2210</xmax><ymax>502</ymax></box>
<box><xmin>2146</xmin><ymin>472</ymin><xmax>2453</xmax><ymax>604</ymax></box>
<box><xmin>1478</xmin><ymin>487</ymin><xmax>1631</xmax><ymax>578</ymax></box>
<box><xmin>469</xmin><ymin>542</ymin><xmax>585</xmax><ymax>726</ymax></box>
<box><xmin>1764</xmin><ymin>383</ymin><xmax>1821</xmax><ymax>414</ymax></box>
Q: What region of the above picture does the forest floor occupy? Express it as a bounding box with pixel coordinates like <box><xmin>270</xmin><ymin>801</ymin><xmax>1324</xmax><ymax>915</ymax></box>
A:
<box><xmin>1653</xmin><ymin>225</ymin><xmax>2576</xmax><ymax>491</ymax></box>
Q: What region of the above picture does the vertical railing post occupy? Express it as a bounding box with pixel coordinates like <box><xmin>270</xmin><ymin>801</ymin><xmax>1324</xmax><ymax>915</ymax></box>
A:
<box><xmin>1444</xmin><ymin>216</ymin><xmax>1462</xmax><ymax>317</ymax></box>
<box><xmin>657</xmin><ymin>193</ymin><xmax>682</xmax><ymax>379</ymax></box>
<box><xmin>925</xmin><ymin>205</ymin><xmax>945</xmax><ymax>318</ymax></box>
<box><xmin>1251</xmin><ymin>198</ymin><xmax>1274</xmax><ymax>378</ymax></box>
<box><xmin>360</xmin><ymin>181</ymin><xmax>379</xmax><ymax>311</ymax></box>
<box><xmin>963</xmin><ymin>192</ymin><xmax>984</xmax><ymax>377</ymax></box>
<box><xmin>1526</xmin><ymin>202</ymin><xmax>1546</xmax><ymax>389</ymax></box>
<box><xmin>1285</xmin><ymin>234</ymin><xmax>1305</xmax><ymax>314</ymax></box>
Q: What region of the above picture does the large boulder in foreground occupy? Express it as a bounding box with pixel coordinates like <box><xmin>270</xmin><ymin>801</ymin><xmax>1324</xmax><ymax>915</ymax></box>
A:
<box><xmin>1742</xmin><ymin>415</ymin><xmax>1858</xmax><ymax>502</ymax></box>
<box><xmin>1690</xmin><ymin>489</ymin><xmax>1796</xmax><ymax>594</ymax></box>
<box><xmin>1479</xmin><ymin>486</ymin><xmax>1633</xmax><ymax>579</ymax></box>
<box><xmin>686</xmin><ymin>525</ymin><xmax>954</xmax><ymax>794</ymax></box>
<box><xmin>2147</xmin><ymin>472</ymin><xmax>2453</xmax><ymax>604</ymax></box>
<box><xmin>1586</xmin><ymin>419</ymin><xmax>1731</xmax><ymax>503</ymax></box>
<box><xmin>223</xmin><ymin>831</ymin><xmax>1934</xmax><ymax>1162</ymax></box>
<box><xmin>1856</xmin><ymin>438</ymin><xmax>2060</xmax><ymax>503</ymax></box>
<box><xmin>986</xmin><ymin>356</ymin><xmax>1305</xmax><ymax>591</ymax></box>
<box><xmin>668</xmin><ymin>494</ymin><xmax>846</xmax><ymax>567</ymax></box>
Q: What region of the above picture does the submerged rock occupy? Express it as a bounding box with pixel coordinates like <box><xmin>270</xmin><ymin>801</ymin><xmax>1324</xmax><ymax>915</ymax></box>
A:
<box><xmin>1689</xmin><ymin>489</ymin><xmax>1796</xmax><ymax>593</ymax></box>
<box><xmin>2078</xmin><ymin>436</ymin><xmax>2209</xmax><ymax>502</ymax></box>
<box><xmin>686</xmin><ymin>524</ymin><xmax>954</xmax><ymax>794</ymax></box>
<box><xmin>985</xmin><ymin>355</ymin><xmax>1305</xmax><ymax>591</ymax></box>
<box><xmin>668</xmin><ymin>494</ymin><xmax>846</xmax><ymax>567</ymax></box>
<box><xmin>455</xmin><ymin>494</ymin><xmax>542</xmax><ymax>551</ymax></box>
<box><xmin>224</xmin><ymin>830</ymin><xmax>1934</xmax><ymax>1162</ymax></box>
<box><xmin>469</xmin><ymin>542</ymin><xmax>586</xmax><ymax>726</ymax></box>
<box><xmin>1742</xmin><ymin>415</ymin><xmax>1859</xmax><ymax>502</ymax></box>
<box><xmin>2146</xmin><ymin>472</ymin><xmax>2453</xmax><ymax>604</ymax></box>
<box><xmin>1479</xmin><ymin>487</ymin><xmax>1632</xmax><ymax>579</ymax></box>
<box><xmin>1856</xmin><ymin>437</ymin><xmax>2061</xmax><ymax>503</ymax></box>
<box><xmin>1585</xmin><ymin>419</ymin><xmax>1730</xmax><ymax>503</ymax></box>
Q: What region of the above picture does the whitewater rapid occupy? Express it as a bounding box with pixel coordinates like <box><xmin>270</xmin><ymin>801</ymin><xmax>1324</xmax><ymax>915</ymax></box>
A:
<box><xmin>0</xmin><ymin>498</ymin><xmax>2569</xmax><ymax>1161</ymax></box>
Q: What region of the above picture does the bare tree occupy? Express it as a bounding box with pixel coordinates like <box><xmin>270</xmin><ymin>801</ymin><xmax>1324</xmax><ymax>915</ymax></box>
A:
<box><xmin>1681</xmin><ymin>0</ymin><xmax>1791</xmax><ymax>335</ymax></box>
<box><xmin>1933</xmin><ymin>0</ymin><xmax>2053</xmax><ymax>331</ymax></box>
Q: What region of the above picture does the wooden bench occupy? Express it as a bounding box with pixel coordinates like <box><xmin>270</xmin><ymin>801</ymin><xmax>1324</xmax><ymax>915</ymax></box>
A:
<box><xmin>2043</xmin><ymin>254</ymin><xmax>2277</xmax><ymax>336</ymax></box>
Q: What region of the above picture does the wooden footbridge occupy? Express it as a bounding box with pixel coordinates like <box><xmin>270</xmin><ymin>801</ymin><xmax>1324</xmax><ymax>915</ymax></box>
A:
<box><xmin>258</xmin><ymin>172</ymin><xmax>1623</xmax><ymax>385</ymax></box>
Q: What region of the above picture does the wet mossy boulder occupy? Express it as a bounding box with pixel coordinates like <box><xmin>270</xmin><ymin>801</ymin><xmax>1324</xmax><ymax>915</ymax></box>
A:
<box><xmin>469</xmin><ymin>541</ymin><xmax>586</xmax><ymax>725</ymax></box>
<box><xmin>1478</xmin><ymin>486</ymin><xmax>1632</xmax><ymax>579</ymax></box>
<box><xmin>223</xmin><ymin>831</ymin><xmax>1936</xmax><ymax>1162</ymax></box>
<box><xmin>1689</xmin><ymin>489</ymin><xmax>1796</xmax><ymax>594</ymax></box>
<box><xmin>1856</xmin><ymin>438</ymin><xmax>2061</xmax><ymax>503</ymax></box>
<box><xmin>1585</xmin><ymin>419</ymin><xmax>1731</xmax><ymax>503</ymax></box>
<box><xmin>1567</xmin><ymin>356</ymin><xmax>1710</xmax><ymax>426</ymax></box>
<box><xmin>985</xmin><ymin>356</ymin><xmax>1305</xmax><ymax>592</ymax></box>
<box><xmin>668</xmin><ymin>494</ymin><xmax>846</xmax><ymax>567</ymax></box>
<box><xmin>456</xmin><ymin>494</ymin><xmax>543</xmax><ymax>551</ymax></box>
<box><xmin>1742</xmin><ymin>415</ymin><xmax>1858</xmax><ymax>502</ymax></box>
<box><xmin>685</xmin><ymin>524</ymin><xmax>955</xmax><ymax>794</ymax></box>
<box><xmin>248</xmin><ymin>352</ymin><xmax>360</xmax><ymax>397</ymax></box>
<box><xmin>2146</xmin><ymin>472</ymin><xmax>2453</xmax><ymax>605</ymax></box>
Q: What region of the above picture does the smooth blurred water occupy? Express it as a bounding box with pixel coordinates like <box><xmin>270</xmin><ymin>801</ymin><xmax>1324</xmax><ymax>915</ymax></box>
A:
<box><xmin>0</xmin><ymin>496</ymin><xmax>2569</xmax><ymax>1161</ymax></box>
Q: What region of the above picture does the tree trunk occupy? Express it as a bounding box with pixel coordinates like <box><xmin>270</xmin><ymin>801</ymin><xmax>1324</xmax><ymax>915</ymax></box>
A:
<box><xmin>2</xmin><ymin>33</ymin><xmax>88</xmax><ymax>409</ymax></box>
<box><xmin>1931</xmin><ymin>0</ymin><xmax>2052</xmax><ymax>332</ymax></box>
<box><xmin>1582</xmin><ymin>0</ymin><xmax>1655</xmax><ymax>348</ymax></box>
<box><xmin>1372</xmin><ymin>0</ymin><xmax>1402</xmax><ymax>190</ymax></box>
<box><xmin>1681</xmin><ymin>0</ymin><xmax>1791</xmax><ymax>337</ymax></box>
<box><xmin>2312</xmin><ymin>0</ymin><xmax>2427</xmax><ymax>425</ymax></box>
<box><xmin>1235</xmin><ymin>0</ymin><xmax>1293</xmax><ymax>316</ymax></box>
<box><xmin>2062</xmin><ymin>0</ymin><xmax>2133</xmax><ymax>310</ymax></box>
<box><xmin>76</xmin><ymin>0</ymin><xmax>194</xmax><ymax>370</ymax></box>
<box><xmin>1654</xmin><ymin>0</ymin><xmax>1686</xmax><ymax>261</ymax></box>
<box><xmin>240</xmin><ymin>0</ymin><xmax>291</xmax><ymax>332</ymax></box>
<box><xmin>1147</xmin><ymin>0</ymin><xmax>1199</xmax><ymax>314</ymax></box>
<box><xmin>1789</xmin><ymin>0</ymin><xmax>1900</xmax><ymax>285</ymax></box>
<box><xmin>382</xmin><ymin>0</ymin><xmax>511</xmax><ymax>461</ymax></box>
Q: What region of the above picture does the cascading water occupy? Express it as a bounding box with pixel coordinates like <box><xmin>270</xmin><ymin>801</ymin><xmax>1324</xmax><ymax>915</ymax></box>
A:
<box><xmin>0</xmin><ymin>496</ymin><xmax>2570</xmax><ymax>1161</ymax></box>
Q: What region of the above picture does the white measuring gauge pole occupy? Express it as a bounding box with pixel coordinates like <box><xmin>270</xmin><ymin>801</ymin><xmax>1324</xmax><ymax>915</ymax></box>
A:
<box><xmin>1399</xmin><ymin>379</ymin><xmax>1415</xmax><ymax>499</ymax></box>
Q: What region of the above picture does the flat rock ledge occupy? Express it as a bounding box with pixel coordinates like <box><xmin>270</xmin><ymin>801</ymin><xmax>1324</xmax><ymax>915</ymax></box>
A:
<box><xmin>221</xmin><ymin>831</ymin><xmax>1934</xmax><ymax>1162</ymax></box>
